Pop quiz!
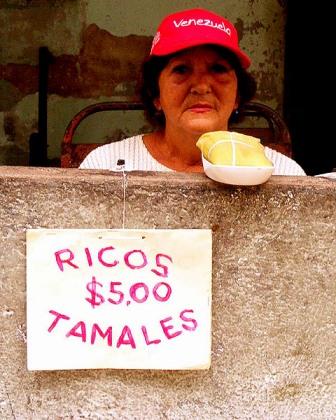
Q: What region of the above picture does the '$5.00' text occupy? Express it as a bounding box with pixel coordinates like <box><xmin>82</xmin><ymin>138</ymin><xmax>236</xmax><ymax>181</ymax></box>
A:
<box><xmin>85</xmin><ymin>276</ymin><xmax>173</xmax><ymax>308</ymax></box>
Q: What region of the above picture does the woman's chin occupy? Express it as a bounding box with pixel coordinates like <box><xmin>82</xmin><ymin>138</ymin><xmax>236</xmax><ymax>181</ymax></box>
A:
<box><xmin>186</xmin><ymin>121</ymin><xmax>223</xmax><ymax>136</ymax></box>
<box><xmin>181</xmin><ymin>114</ymin><xmax>227</xmax><ymax>135</ymax></box>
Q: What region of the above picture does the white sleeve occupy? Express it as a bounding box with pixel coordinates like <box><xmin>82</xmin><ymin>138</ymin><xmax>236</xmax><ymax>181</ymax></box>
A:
<box><xmin>265</xmin><ymin>147</ymin><xmax>306</xmax><ymax>176</ymax></box>
<box><xmin>79</xmin><ymin>144</ymin><xmax>114</xmax><ymax>170</ymax></box>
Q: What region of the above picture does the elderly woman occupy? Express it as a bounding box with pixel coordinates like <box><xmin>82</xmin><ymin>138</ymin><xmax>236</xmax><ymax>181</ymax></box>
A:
<box><xmin>80</xmin><ymin>8</ymin><xmax>305</xmax><ymax>175</ymax></box>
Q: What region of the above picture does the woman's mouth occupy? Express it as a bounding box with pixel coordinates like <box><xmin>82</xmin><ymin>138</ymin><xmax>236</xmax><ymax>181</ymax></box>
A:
<box><xmin>188</xmin><ymin>103</ymin><xmax>213</xmax><ymax>113</ymax></box>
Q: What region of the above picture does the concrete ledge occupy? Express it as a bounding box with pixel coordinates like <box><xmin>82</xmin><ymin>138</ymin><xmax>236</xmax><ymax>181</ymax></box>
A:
<box><xmin>1</xmin><ymin>167</ymin><xmax>336</xmax><ymax>419</ymax></box>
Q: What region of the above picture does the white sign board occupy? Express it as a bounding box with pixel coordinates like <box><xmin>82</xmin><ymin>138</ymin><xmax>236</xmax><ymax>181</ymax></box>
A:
<box><xmin>26</xmin><ymin>229</ymin><xmax>212</xmax><ymax>371</ymax></box>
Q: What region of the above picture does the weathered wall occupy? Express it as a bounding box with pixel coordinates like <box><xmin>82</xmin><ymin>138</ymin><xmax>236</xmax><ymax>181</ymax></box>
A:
<box><xmin>1</xmin><ymin>167</ymin><xmax>336</xmax><ymax>419</ymax></box>
<box><xmin>0</xmin><ymin>0</ymin><xmax>286</xmax><ymax>165</ymax></box>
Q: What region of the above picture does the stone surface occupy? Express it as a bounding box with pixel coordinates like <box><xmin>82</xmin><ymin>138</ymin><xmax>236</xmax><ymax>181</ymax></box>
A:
<box><xmin>1</xmin><ymin>167</ymin><xmax>336</xmax><ymax>419</ymax></box>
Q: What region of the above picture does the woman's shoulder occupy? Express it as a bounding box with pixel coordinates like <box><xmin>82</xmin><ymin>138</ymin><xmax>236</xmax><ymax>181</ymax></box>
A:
<box><xmin>79</xmin><ymin>135</ymin><xmax>144</xmax><ymax>170</ymax></box>
<box><xmin>264</xmin><ymin>147</ymin><xmax>306</xmax><ymax>176</ymax></box>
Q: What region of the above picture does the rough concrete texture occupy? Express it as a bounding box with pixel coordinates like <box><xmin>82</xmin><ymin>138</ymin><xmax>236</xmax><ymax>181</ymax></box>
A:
<box><xmin>0</xmin><ymin>166</ymin><xmax>336</xmax><ymax>419</ymax></box>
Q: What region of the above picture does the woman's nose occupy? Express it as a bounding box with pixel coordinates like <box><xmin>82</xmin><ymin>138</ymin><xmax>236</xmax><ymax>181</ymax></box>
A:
<box><xmin>190</xmin><ymin>72</ymin><xmax>212</xmax><ymax>95</ymax></box>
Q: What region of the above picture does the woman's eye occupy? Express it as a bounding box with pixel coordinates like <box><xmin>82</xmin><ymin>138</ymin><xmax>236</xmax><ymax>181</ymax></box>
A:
<box><xmin>171</xmin><ymin>64</ymin><xmax>188</xmax><ymax>75</ymax></box>
<box><xmin>212</xmin><ymin>63</ymin><xmax>231</xmax><ymax>73</ymax></box>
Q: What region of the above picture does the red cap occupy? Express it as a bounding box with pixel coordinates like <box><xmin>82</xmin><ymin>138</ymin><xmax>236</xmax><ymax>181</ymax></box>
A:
<box><xmin>150</xmin><ymin>8</ymin><xmax>251</xmax><ymax>69</ymax></box>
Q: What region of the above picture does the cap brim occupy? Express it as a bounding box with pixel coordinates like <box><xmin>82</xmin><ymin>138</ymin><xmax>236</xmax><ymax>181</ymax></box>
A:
<box><xmin>151</xmin><ymin>38</ymin><xmax>251</xmax><ymax>68</ymax></box>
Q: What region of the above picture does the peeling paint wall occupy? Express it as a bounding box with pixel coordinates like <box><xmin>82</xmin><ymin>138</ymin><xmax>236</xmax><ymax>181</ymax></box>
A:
<box><xmin>0</xmin><ymin>0</ymin><xmax>286</xmax><ymax>165</ymax></box>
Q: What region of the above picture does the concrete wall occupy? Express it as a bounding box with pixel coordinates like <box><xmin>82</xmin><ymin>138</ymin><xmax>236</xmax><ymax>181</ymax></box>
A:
<box><xmin>1</xmin><ymin>166</ymin><xmax>336</xmax><ymax>418</ymax></box>
<box><xmin>0</xmin><ymin>0</ymin><xmax>287</xmax><ymax>165</ymax></box>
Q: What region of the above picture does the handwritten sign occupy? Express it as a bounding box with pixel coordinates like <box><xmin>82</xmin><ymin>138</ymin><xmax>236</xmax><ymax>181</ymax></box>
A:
<box><xmin>26</xmin><ymin>229</ymin><xmax>212</xmax><ymax>371</ymax></box>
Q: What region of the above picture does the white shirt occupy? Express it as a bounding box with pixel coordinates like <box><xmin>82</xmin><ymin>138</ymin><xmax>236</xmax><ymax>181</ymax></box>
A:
<box><xmin>79</xmin><ymin>134</ymin><xmax>306</xmax><ymax>175</ymax></box>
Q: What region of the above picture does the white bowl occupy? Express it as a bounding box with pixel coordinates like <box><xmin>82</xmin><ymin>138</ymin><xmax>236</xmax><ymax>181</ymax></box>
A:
<box><xmin>202</xmin><ymin>155</ymin><xmax>274</xmax><ymax>186</ymax></box>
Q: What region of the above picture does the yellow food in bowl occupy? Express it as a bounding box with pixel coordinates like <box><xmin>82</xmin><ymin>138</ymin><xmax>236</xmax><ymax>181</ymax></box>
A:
<box><xmin>196</xmin><ymin>131</ymin><xmax>273</xmax><ymax>167</ymax></box>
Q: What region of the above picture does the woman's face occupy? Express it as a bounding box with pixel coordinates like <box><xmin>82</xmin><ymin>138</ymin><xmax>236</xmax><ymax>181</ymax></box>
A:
<box><xmin>154</xmin><ymin>46</ymin><xmax>239</xmax><ymax>137</ymax></box>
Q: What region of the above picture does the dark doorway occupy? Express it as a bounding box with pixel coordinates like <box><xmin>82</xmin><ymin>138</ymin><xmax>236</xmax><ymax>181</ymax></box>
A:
<box><xmin>284</xmin><ymin>3</ymin><xmax>333</xmax><ymax>175</ymax></box>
